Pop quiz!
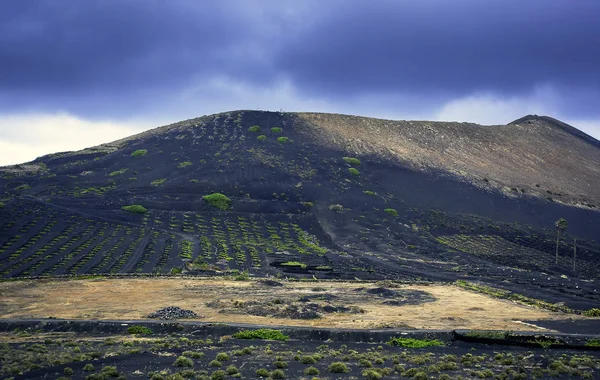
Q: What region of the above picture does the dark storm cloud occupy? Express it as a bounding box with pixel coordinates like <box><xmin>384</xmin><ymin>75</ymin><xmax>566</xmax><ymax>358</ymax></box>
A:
<box><xmin>0</xmin><ymin>0</ymin><xmax>277</xmax><ymax>115</ymax></box>
<box><xmin>1</xmin><ymin>0</ymin><xmax>599</xmax><ymax>119</ymax></box>
<box><xmin>276</xmin><ymin>0</ymin><xmax>600</xmax><ymax>113</ymax></box>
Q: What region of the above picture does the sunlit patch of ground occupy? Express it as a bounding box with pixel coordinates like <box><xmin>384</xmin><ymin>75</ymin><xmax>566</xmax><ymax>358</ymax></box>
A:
<box><xmin>0</xmin><ymin>278</ymin><xmax>583</xmax><ymax>331</ymax></box>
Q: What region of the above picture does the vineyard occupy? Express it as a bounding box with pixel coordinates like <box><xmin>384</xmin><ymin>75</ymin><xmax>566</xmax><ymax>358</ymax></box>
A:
<box><xmin>436</xmin><ymin>234</ymin><xmax>600</xmax><ymax>279</ymax></box>
<box><xmin>0</xmin><ymin>199</ymin><xmax>337</xmax><ymax>278</ymax></box>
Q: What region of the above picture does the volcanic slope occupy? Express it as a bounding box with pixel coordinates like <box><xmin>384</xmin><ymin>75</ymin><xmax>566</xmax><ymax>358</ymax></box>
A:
<box><xmin>0</xmin><ymin>110</ymin><xmax>599</xmax><ymax>307</ymax></box>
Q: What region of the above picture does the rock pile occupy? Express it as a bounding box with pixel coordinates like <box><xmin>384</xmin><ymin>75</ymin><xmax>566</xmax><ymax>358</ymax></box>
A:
<box><xmin>147</xmin><ymin>306</ymin><xmax>199</xmax><ymax>320</ymax></box>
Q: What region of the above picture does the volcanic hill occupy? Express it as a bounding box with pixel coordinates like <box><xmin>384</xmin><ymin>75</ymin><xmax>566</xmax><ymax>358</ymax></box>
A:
<box><xmin>0</xmin><ymin>110</ymin><xmax>599</xmax><ymax>309</ymax></box>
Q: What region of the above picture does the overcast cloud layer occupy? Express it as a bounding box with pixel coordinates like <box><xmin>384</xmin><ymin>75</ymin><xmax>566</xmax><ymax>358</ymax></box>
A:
<box><xmin>1</xmin><ymin>0</ymin><xmax>599</xmax><ymax>165</ymax></box>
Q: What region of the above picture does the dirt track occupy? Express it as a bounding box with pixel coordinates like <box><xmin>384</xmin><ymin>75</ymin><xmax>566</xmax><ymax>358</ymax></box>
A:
<box><xmin>0</xmin><ymin>278</ymin><xmax>588</xmax><ymax>331</ymax></box>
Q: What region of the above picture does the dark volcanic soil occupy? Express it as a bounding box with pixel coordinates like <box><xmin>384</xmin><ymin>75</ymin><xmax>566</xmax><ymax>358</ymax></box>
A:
<box><xmin>0</xmin><ymin>110</ymin><xmax>599</xmax><ymax>312</ymax></box>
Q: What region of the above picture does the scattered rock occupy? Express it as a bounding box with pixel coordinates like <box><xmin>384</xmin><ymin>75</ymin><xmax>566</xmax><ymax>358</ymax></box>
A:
<box><xmin>256</xmin><ymin>279</ymin><xmax>284</xmax><ymax>287</ymax></box>
<box><xmin>367</xmin><ymin>287</ymin><xmax>398</xmax><ymax>298</ymax></box>
<box><xmin>147</xmin><ymin>306</ymin><xmax>199</xmax><ymax>320</ymax></box>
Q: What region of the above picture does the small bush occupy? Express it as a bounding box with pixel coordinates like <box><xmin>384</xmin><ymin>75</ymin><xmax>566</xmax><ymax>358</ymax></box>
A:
<box><xmin>343</xmin><ymin>157</ymin><xmax>361</xmax><ymax>166</ymax></box>
<box><xmin>359</xmin><ymin>359</ymin><xmax>373</xmax><ymax>367</ymax></box>
<box><xmin>280</xmin><ymin>261</ymin><xmax>307</xmax><ymax>269</ymax></box>
<box><xmin>170</xmin><ymin>267</ymin><xmax>182</xmax><ymax>275</ymax></box>
<box><xmin>183</xmin><ymin>351</ymin><xmax>204</xmax><ymax>359</ymax></box>
<box><xmin>211</xmin><ymin>370</ymin><xmax>226</xmax><ymax>380</ymax></box>
<box><xmin>328</xmin><ymin>362</ymin><xmax>350</xmax><ymax>373</ymax></box>
<box><xmin>274</xmin><ymin>361</ymin><xmax>288</xmax><ymax>369</ymax></box>
<box><xmin>585</xmin><ymin>339</ymin><xmax>600</xmax><ymax>347</ymax></box>
<box><xmin>277</xmin><ymin>136</ymin><xmax>289</xmax><ymax>143</ymax></box>
<box><xmin>257</xmin><ymin>135</ymin><xmax>267</xmax><ymax>141</ymax></box>
<box><xmin>64</xmin><ymin>367</ymin><xmax>74</xmax><ymax>375</ymax></box>
<box><xmin>174</xmin><ymin>356</ymin><xmax>194</xmax><ymax>367</ymax></box>
<box><xmin>329</xmin><ymin>204</ymin><xmax>344</xmax><ymax>212</ymax></box>
<box><xmin>362</xmin><ymin>369</ymin><xmax>383</xmax><ymax>380</ymax></box>
<box><xmin>299</xmin><ymin>355</ymin><xmax>317</xmax><ymax>364</ymax></box>
<box><xmin>387</xmin><ymin>337</ymin><xmax>444</xmax><ymax>348</ymax></box>
<box><xmin>304</xmin><ymin>366</ymin><xmax>320</xmax><ymax>376</ymax></box>
<box><xmin>209</xmin><ymin>360</ymin><xmax>222</xmax><ymax>367</ymax></box>
<box><xmin>256</xmin><ymin>368</ymin><xmax>269</xmax><ymax>377</ymax></box>
<box><xmin>384</xmin><ymin>208</ymin><xmax>398</xmax><ymax>217</ymax></box>
<box><xmin>363</xmin><ymin>190</ymin><xmax>376</xmax><ymax>196</ymax></box>
<box><xmin>131</xmin><ymin>149</ymin><xmax>148</xmax><ymax>157</ymax></box>
<box><xmin>270</xmin><ymin>369</ymin><xmax>285</xmax><ymax>379</ymax></box>
<box><xmin>0</xmin><ymin>201</ymin><xmax>4</xmax><ymax>208</ymax></box>
<box><xmin>178</xmin><ymin>161</ymin><xmax>192</xmax><ymax>168</ymax></box>
<box><xmin>203</xmin><ymin>193</ymin><xmax>232</xmax><ymax>210</ymax></box>
<box><xmin>584</xmin><ymin>308</ymin><xmax>600</xmax><ymax>317</ymax></box>
<box><xmin>233</xmin><ymin>329</ymin><xmax>289</xmax><ymax>341</ymax></box>
<box><xmin>83</xmin><ymin>363</ymin><xmax>95</xmax><ymax>372</ymax></box>
<box><xmin>121</xmin><ymin>204</ymin><xmax>148</xmax><ymax>214</ymax></box>
<box><xmin>226</xmin><ymin>365</ymin><xmax>239</xmax><ymax>375</ymax></box>
<box><xmin>151</xmin><ymin>178</ymin><xmax>167</xmax><ymax>186</ymax></box>
<box><xmin>127</xmin><ymin>326</ymin><xmax>153</xmax><ymax>335</ymax></box>
<box><xmin>109</xmin><ymin>168</ymin><xmax>128</xmax><ymax>176</ymax></box>
<box><xmin>248</xmin><ymin>125</ymin><xmax>261</xmax><ymax>132</ymax></box>
<box><xmin>271</xmin><ymin>127</ymin><xmax>282</xmax><ymax>133</ymax></box>
<box><xmin>216</xmin><ymin>352</ymin><xmax>230</xmax><ymax>362</ymax></box>
<box><xmin>100</xmin><ymin>366</ymin><xmax>119</xmax><ymax>377</ymax></box>
<box><xmin>348</xmin><ymin>168</ymin><xmax>360</xmax><ymax>175</ymax></box>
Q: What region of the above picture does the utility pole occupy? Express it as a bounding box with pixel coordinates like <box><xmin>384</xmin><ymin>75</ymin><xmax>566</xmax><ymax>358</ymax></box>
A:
<box><xmin>573</xmin><ymin>238</ymin><xmax>577</xmax><ymax>272</ymax></box>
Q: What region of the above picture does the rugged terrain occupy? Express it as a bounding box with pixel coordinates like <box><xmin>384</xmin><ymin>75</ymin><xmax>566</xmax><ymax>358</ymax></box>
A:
<box><xmin>1</xmin><ymin>110</ymin><xmax>600</xmax><ymax>378</ymax></box>
<box><xmin>0</xmin><ymin>111</ymin><xmax>599</xmax><ymax>306</ymax></box>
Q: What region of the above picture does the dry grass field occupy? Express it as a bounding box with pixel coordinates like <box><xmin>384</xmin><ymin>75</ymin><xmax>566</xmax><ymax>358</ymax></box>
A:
<box><xmin>0</xmin><ymin>278</ymin><xmax>585</xmax><ymax>331</ymax></box>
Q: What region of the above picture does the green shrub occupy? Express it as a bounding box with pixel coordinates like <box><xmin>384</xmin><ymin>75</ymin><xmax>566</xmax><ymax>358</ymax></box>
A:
<box><xmin>584</xmin><ymin>308</ymin><xmax>600</xmax><ymax>317</ymax></box>
<box><xmin>256</xmin><ymin>368</ymin><xmax>269</xmax><ymax>377</ymax></box>
<box><xmin>178</xmin><ymin>161</ymin><xmax>192</xmax><ymax>168</ymax></box>
<box><xmin>248</xmin><ymin>125</ymin><xmax>261</xmax><ymax>132</ymax></box>
<box><xmin>211</xmin><ymin>370</ymin><xmax>226</xmax><ymax>380</ymax></box>
<box><xmin>131</xmin><ymin>149</ymin><xmax>148</xmax><ymax>157</ymax></box>
<box><xmin>233</xmin><ymin>329</ymin><xmax>289</xmax><ymax>341</ymax></box>
<box><xmin>183</xmin><ymin>351</ymin><xmax>205</xmax><ymax>359</ymax></box>
<box><xmin>585</xmin><ymin>339</ymin><xmax>600</xmax><ymax>347</ymax></box>
<box><xmin>170</xmin><ymin>267</ymin><xmax>182</xmax><ymax>275</ymax></box>
<box><xmin>277</xmin><ymin>136</ymin><xmax>289</xmax><ymax>143</ymax></box>
<box><xmin>329</xmin><ymin>204</ymin><xmax>344</xmax><ymax>212</ymax></box>
<box><xmin>174</xmin><ymin>356</ymin><xmax>194</xmax><ymax>367</ymax></box>
<box><xmin>299</xmin><ymin>355</ymin><xmax>317</xmax><ymax>364</ymax></box>
<box><xmin>362</xmin><ymin>369</ymin><xmax>383</xmax><ymax>380</ymax></box>
<box><xmin>274</xmin><ymin>361</ymin><xmax>288</xmax><ymax>369</ymax></box>
<box><xmin>359</xmin><ymin>359</ymin><xmax>373</xmax><ymax>367</ymax></box>
<box><xmin>209</xmin><ymin>360</ymin><xmax>222</xmax><ymax>367</ymax></box>
<box><xmin>343</xmin><ymin>157</ymin><xmax>361</xmax><ymax>166</ymax></box>
<box><xmin>271</xmin><ymin>127</ymin><xmax>282</xmax><ymax>133</ymax></box>
<box><xmin>15</xmin><ymin>184</ymin><xmax>30</xmax><ymax>191</ymax></box>
<box><xmin>64</xmin><ymin>367</ymin><xmax>74</xmax><ymax>375</ymax></box>
<box><xmin>0</xmin><ymin>201</ymin><xmax>4</xmax><ymax>208</ymax></box>
<box><xmin>151</xmin><ymin>178</ymin><xmax>167</xmax><ymax>186</ymax></box>
<box><xmin>328</xmin><ymin>362</ymin><xmax>350</xmax><ymax>373</ymax></box>
<box><xmin>384</xmin><ymin>208</ymin><xmax>398</xmax><ymax>217</ymax></box>
<box><xmin>225</xmin><ymin>365</ymin><xmax>239</xmax><ymax>375</ymax></box>
<box><xmin>270</xmin><ymin>369</ymin><xmax>285</xmax><ymax>379</ymax></box>
<box><xmin>304</xmin><ymin>366</ymin><xmax>319</xmax><ymax>376</ymax></box>
<box><xmin>83</xmin><ymin>363</ymin><xmax>95</xmax><ymax>372</ymax></box>
<box><xmin>257</xmin><ymin>135</ymin><xmax>267</xmax><ymax>141</ymax></box>
<box><xmin>363</xmin><ymin>190</ymin><xmax>376</xmax><ymax>196</ymax></box>
<box><xmin>387</xmin><ymin>337</ymin><xmax>444</xmax><ymax>348</ymax></box>
<box><xmin>109</xmin><ymin>168</ymin><xmax>128</xmax><ymax>176</ymax></box>
<box><xmin>203</xmin><ymin>193</ymin><xmax>232</xmax><ymax>210</ymax></box>
<box><xmin>100</xmin><ymin>366</ymin><xmax>119</xmax><ymax>377</ymax></box>
<box><xmin>127</xmin><ymin>326</ymin><xmax>153</xmax><ymax>335</ymax></box>
<box><xmin>121</xmin><ymin>204</ymin><xmax>148</xmax><ymax>214</ymax></box>
<box><xmin>280</xmin><ymin>261</ymin><xmax>307</xmax><ymax>269</ymax></box>
<box><xmin>215</xmin><ymin>352</ymin><xmax>230</xmax><ymax>362</ymax></box>
<box><xmin>348</xmin><ymin>168</ymin><xmax>360</xmax><ymax>175</ymax></box>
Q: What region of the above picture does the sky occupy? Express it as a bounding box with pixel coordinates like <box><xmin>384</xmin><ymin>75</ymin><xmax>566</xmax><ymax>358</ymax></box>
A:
<box><xmin>1</xmin><ymin>0</ymin><xmax>599</xmax><ymax>166</ymax></box>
